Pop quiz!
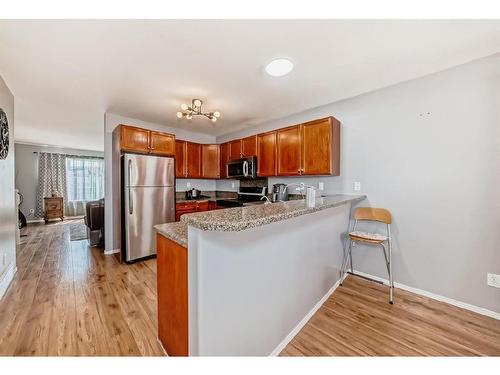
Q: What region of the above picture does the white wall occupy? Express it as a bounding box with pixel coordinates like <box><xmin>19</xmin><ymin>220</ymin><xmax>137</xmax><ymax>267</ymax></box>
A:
<box><xmin>14</xmin><ymin>143</ymin><xmax>104</xmax><ymax>221</ymax></box>
<box><xmin>216</xmin><ymin>54</ymin><xmax>500</xmax><ymax>313</ymax></box>
<box><xmin>104</xmin><ymin>113</ymin><xmax>217</xmax><ymax>252</ymax></box>
<box><xmin>0</xmin><ymin>75</ymin><xmax>16</xmax><ymax>299</ymax></box>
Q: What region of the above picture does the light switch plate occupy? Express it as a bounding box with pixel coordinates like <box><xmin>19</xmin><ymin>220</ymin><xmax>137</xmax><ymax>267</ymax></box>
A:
<box><xmin>186</xmin><ymin>182</ymin><xmax>191</xmax><ymax>188</ymax></box>
<box><xmin>354</xmin><ymin>181</ymin><xmax>361</xmax><ymax>191</ymax></box>
<box><xmin>318</xmin><ymin>182</ymin><xmax>324</xmax><ymax>191</ymax></box>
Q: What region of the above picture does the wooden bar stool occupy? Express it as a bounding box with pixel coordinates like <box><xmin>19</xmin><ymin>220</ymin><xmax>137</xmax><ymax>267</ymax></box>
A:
<box><xmin>340</xmin><ymin>207</ymin><xmax>394</xmax><ymax>304</ymax></box>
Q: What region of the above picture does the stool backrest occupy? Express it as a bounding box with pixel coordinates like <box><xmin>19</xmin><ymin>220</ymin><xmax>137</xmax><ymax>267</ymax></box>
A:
<box><xmin>354</xmin><ymin>207</ymin><xmax>392</xmax><ymax>224</ymax></box>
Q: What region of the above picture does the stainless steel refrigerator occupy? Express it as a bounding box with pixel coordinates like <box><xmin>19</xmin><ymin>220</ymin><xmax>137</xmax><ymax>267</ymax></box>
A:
<box><xmin>122</xmin><ymin>153</ymin><xmax>175</xmax><ymax>262</ymax></box>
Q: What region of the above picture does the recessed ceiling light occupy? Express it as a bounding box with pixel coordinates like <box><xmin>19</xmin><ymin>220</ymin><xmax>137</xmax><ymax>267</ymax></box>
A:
<box><xmin>265</xmin><ymin>58</ymin><xmax>294</xmax><ymax>77</ymax></box>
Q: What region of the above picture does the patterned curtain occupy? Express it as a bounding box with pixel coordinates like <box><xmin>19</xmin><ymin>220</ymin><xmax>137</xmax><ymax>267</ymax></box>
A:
<box><xmin>35</xmin><ymin>152</ymin><xmax>67</xmax><ymax>217</ymax></box>
<box><xmin>65</xmin><ymin>156</ymin><xmax>104</xmax><ymax>216</ymax></box>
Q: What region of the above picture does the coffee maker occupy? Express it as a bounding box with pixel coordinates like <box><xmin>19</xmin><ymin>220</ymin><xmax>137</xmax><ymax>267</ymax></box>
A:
<box><xmin>272</xmin><ymin>183</ymin><xmax>289</xmax><ymax>202</ymax></box>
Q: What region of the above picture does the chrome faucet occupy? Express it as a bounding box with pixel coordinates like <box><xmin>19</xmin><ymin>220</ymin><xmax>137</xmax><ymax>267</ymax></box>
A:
<box><xmin>260</xmin><ymin>195</ymin><xmax>272</xmax><ymax>204</ymax></box>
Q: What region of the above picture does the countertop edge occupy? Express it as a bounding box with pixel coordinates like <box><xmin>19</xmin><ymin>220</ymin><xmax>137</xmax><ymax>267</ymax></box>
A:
<box><xmin>154</xmin><ymin>222</ymin><xmax>188</xmax><ymax>248</ymax></box>
<box><xmin>181</xmin><ymin>195</ymin><xmax>366</xmax><ymax>232</ymax></box>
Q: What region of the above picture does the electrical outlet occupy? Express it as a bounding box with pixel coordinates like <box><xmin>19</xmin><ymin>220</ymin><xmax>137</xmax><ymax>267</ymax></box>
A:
<box><xmin>487</xmin><ymin>273</ymin><xmax>500</xmax><ymax>288</ymax></box>
<box><xmin>354</xmin><ymin>181</ymin><xmax>361</xmax><ymax>191</ymax></box>
<box><xmin>29</xmin><ymin>208</ymin><xmax>35</xmax><ymax>215</ymax></box>
<box><xmin>186</xmin><ymin>182</ymin><xmax>191</xmax><ymax>188</ymax></box>
<box><xmin>318</xmin><ymin>182</ymin><xmax>324</xmax><ymax>191</ymax></box>
<box><xmin>231</xmin><ymin>182</ymin><xmax>235</xmax><ymax>188</ymax></box>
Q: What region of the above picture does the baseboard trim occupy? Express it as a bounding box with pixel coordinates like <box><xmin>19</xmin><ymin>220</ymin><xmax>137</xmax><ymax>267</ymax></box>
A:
<box><xmin>269</xmin><ymin>273</ymin><xmax>348</xmax><ymax>356</ymax></box>
<box><xmin>104</xmin><ymin>248</ymin><xmax>120</xmax><ymax>255</ymax></box>
<box><xmin>0</xmin><ymin>264</ymin><xmax>17</xmax><ymax>299</ymax></box>
<box><xmin>352</xmin><ymin>270</ymin><xmax>500</xmax><ymax>321</ymax></box>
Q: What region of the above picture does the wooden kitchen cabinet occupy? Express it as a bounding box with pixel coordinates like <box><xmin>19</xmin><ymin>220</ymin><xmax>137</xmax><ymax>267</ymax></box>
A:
<box><xmin>257</xmin><ymin>131</ymin><xmax>277</xmax><ymax>176</ymax></box>
<box><xmin>229</xmin><ymin>139</ymin><xmax>242</xmax><ymax>160</ymax></box>
<box><xmin>157</xmin><ymin>233</ymin><xmax>188</xmax><ymax>356</ymax></box>
<box><xmin>301</xmin><ymin>117</ymin><xmax>340</xmax><ymax>176</ymax></box>
<box><xmin>175</xmin><ymin>140</ymin><xmax>186</xmax><ymax>178</ymax></box>
<box><xmin>201</xmin><ymin>144</ymin><xmax>220</xmax><ymax>179</ymax></box>
<box><xmin>277</xmin><ymin>125</ymin><xmax>302</xmax><ymax>176</ymax></box>
<box><xmin>197</xmin><ymin>201</ymin><xmax>209</xmax><ymax>212</ymax></box>
<box><xmin>175</xmin><ymin>200</ymin><xmax>211</xmax><ymax>221</ymax></box>
<box><xmin>120</xmin><ymin>125</ymin><xmax>150</xmax><ymax>154</ymax></box>
<box><xmin>175</xmin><ymin>201</ymin><xmax>196</xmax><ymax>221</ymax></box>
<box><xmin>219</xmin><ymin>142</ymin><xmax>229</xmax><ymax>178</ymax></box>
<box><xmin>241</xmin><ymin>135</ymin><xmax>257</xmax><ymax>157</ymax></box>
<box><xmin>185</xmin><ymin>142</ymin><xmax>201</xmax><ymax>178</ymax></box>
<box><xmin>117</xmin><ymin>125</ymin><xmax>175</xmax><ymax>156</ymax></box>
<box><xmin>150</xmin><ymin>131</ymin><xmax>175</xmax><ymax>156</ymax></box>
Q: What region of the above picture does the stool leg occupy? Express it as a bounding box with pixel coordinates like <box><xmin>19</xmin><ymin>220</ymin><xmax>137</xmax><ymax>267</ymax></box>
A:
<box><xmin>340</xmin><ymin>239</ymin><xmax>352</xmax><ymax>285</ymax></box>
<box><xmin>388</xmin><ymin>238</ymin><xmax>394</xmax><ymax>304</ymax></box>
<box><xmin>348</xmin><ymin>241</ymin><xmax>354</xmax><ymax>274</ymax></box>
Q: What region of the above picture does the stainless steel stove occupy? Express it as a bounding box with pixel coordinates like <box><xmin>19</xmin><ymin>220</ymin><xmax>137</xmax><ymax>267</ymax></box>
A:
<box><xmin>216</xmin><ymin>187</ymin><xmax>267</xmax><ymax>208</ymax></box>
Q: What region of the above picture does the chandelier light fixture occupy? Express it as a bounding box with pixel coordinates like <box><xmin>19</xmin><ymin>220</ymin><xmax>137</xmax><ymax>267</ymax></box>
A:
<box><xmin>176</xmin><ymin>99</ymin><xmax>221</xmax><ymax>122</ymax></box>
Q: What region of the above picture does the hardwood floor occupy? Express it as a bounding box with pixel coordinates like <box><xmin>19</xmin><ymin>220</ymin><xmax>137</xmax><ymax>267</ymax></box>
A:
<box><xmin>280</xmin><ymin>275</ymin><xmax>500</xmax><ymax>356</ymax></box>
<box><xmin>2</xmin><ymin>220</ymin><xmax>499</xmax><ymax>356</ymax></box>
<box><xmin>0</xmin><ymin>220</ymin><xmax>165</xmax><ymax>356</ymax></box>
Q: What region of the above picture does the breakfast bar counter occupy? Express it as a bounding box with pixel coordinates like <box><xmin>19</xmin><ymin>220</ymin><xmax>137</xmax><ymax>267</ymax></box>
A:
<box><xmin>155</xmin><ymin>194</ymin><xmax>366</xmax><ymax>356</ymax></box>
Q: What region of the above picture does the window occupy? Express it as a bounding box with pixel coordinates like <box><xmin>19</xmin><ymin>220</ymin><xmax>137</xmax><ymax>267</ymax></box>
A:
<box><xmin>66</xmin><ymin>157</ymin><xmax>104</xmax><ymax>202</ymax></box>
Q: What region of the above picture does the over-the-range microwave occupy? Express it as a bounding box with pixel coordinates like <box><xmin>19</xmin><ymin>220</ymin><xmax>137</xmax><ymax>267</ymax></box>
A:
<box><xmin>227</xmin><ymin>156</ymin><xmax>257</xmax><ymax>179</ymax></box>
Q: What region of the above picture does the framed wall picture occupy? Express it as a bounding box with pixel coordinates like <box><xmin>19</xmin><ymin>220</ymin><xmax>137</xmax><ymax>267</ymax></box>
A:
<box><xmin>0</xmin><ymin>108</ymin><xmax>9</xmax><ymax>160</ymax></box>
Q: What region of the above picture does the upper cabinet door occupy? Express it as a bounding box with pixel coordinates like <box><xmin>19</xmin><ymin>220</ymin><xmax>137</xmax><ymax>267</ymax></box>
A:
<box><xmin>185</xmin><ymin>142</ymin><xmax>201</xmax><ymax>178</ymax></box>
<box><xmin>277</xmin><ymin>125</ymin><xmax>302</xmax><ymax>176</ymax></box>
<box><xmin>219</xmin><ymin>142</ymin><xmax>229</xmax><ymax>179</ymax></box>
<box><xmin>201</xmin><ymin>144</ymin><xmax>220</xmax><ymax>179</ymax></box>
<box><xmin>175</xmin><ymin>140</ymin><xmax>186</xmax><ymax>178</ymax></box>
<box><xmin>229</xmin><ymin>139</ymin><xmax>242</xmax><ymax>160</ymax></box>
<box><xmin>257</xmin><ymin>131</ymin><xmax>277</xmax><ymax>177</ymax></box>
<box><xmin>241</xmin><ymin>135</ymin><xmax>257</xmax><ymax>157</ymax></box>
<box><xmin>301</xmin><ymin>117</ymin><xmax>340</xmax><ymax>176</ymax></box>
<box><xmin>150</xmin><ymin>131</ymin><xmax>175</xmax><ymax>156</ymax></box>
<box><xmin>120</xmin><ymin>125</ymin><xmax>150</xmax><ymax>154</ymax></box>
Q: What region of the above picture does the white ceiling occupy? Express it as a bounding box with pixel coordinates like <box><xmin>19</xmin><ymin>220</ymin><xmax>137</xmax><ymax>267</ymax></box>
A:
<box><xmin>1</xmin><ymin>19</ymin><xmax>500</xmax><ymax>151</ymax></box>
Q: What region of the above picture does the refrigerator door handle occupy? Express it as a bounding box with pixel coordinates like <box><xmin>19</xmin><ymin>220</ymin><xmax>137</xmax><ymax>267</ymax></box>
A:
<box><xmin>128</xmin><ymin>159</ymin><xmax>133</xmax><ymax>215</ymax></box>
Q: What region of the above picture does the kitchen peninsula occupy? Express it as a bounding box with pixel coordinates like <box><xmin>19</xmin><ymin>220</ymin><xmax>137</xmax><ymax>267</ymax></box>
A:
<box><xmin>155</xmin><ymin>194</ymin><xmax>365</xmax><ymax>356</ymax></box>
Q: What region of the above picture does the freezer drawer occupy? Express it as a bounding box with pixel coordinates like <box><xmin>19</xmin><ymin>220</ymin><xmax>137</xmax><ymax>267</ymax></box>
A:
<box><xmin>124</xmin><ymin>153</ymin><xmax>175</xmax><ymax>187</ymax></box>
<box><xmin>124</xmin><ymin>186</ymin><xmax>175</xmax><ymax>262</ymax></box>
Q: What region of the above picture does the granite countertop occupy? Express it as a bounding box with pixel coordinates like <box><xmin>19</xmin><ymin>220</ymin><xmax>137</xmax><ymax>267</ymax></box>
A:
<box><xmin>154</xmin><ymin>221</ymin><xmax>188</xmax><ymax>247</ymax></box>
<box><xmin>181</xmin><ymin>194</ymin><xmax>366</xmax><ymax>232</ymax></box>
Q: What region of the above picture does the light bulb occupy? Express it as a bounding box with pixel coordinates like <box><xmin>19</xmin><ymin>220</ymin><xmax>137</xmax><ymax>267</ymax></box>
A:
<box><xmin>211</xmin><ymin>116</ymin><xmax>217</xmax><ymax>122</ymax></box>
<box><xmin>186</xmin><ymin>114</ymin><xmax>193</xmax><ymax>120</ymax></box>
<box><xmin>176</xmin><ymin>111</ymin><xmax>183</xmax><ymax>119</ymax></box>
<box><xmin>193</xmin><ymin>99</ymin><xmax>202</xmax><ymax>107</ymax></box>
<box><xmin>213</xmin><ymin>111</ymin><xmax>220</xmax><ymax>118</ymax></box>
<box><xmin>181</xmin><ymin>103</ymin><xmax>188</xmax><ymax>111</ymax></box>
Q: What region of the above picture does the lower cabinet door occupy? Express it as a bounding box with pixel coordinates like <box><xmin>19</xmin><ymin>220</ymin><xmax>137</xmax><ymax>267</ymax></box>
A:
<box><xmin>197</xmin><ymin>201</ymin><xmax>209</xmax><ymax>212</ymax></box>
<box><xmin>157</xmin><ymin>234</ymin><xmax>188</xmax><ymax>356</ymax></box>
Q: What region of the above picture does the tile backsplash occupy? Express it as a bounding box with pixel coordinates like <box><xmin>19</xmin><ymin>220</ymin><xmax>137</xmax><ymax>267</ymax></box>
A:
<box><xmin>175</xmin><ymin>179</ymin><xmax>216</xmax><ymax>192</ymax></box>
